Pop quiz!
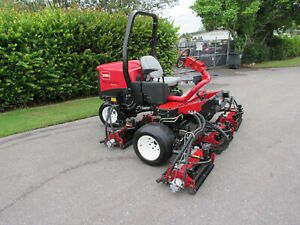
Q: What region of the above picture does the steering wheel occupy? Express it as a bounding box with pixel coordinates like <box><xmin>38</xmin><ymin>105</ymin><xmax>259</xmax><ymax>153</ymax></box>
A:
<box><xmin>176</xmin><ymin>49</ymin><xmax>190</xmax><ymax>68</ymax></box>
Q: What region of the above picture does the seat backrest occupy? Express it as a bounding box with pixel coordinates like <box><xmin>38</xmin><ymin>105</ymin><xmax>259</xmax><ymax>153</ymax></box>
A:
<box><xmin>130</xmin><ymin>81</ymin><xmax>169</xmax><ymax>106</ymax></box>
<box><xmin>140</xmin><ymin>55</ymin><xmax>163</xmax><ymax>79</ymax></box>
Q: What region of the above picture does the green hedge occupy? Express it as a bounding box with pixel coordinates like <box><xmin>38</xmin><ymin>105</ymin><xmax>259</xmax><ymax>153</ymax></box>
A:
<box><xmin>270</xmin><ymin>36</ymin><xmax>300</xmax><ymax>60</ymax></box>
<box><xmin>242</xmin><ymin>41</ymin><xmax>270</xmax><ymax>63</ymax></box>
<box><xmin>242</xmin><ymin>36</ymin><xmax>300</xmax><ymax>63</ymax></box>
<box><xmin>0</xmin><ymin>9</ymin><xmax>178</xmax><ymax>111</ymax></box>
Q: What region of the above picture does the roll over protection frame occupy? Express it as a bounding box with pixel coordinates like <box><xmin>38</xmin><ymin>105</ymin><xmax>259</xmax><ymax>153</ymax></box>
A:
<box><xmin>122</xmin><ymin>11</ymin><xmax>158</xmax><ymax>88</ymax></box>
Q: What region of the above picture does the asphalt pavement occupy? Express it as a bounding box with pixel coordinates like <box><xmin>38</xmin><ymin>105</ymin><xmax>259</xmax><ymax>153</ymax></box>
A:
<box><xmin>0</xmin><ymin>66</ymin><xmax>299</xmax><ymax>225</ymax></box>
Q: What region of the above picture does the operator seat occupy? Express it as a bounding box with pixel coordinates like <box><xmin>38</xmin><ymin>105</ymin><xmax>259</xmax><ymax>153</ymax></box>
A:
<box><xmin>140</xmin><ymin>56</ymin><xmax>181</xmax><ymax>87</ymax></box>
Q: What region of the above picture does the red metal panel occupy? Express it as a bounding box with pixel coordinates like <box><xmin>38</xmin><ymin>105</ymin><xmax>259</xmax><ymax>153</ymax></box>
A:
<box><xmin>96</xmin><ymin>60</ymin><xmax>142</xmax><ymax>92</ymax></box>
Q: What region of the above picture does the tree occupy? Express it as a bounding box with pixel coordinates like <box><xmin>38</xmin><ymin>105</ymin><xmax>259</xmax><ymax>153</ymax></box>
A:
<box><xmin>14</xmin><ymin>0</ymin><xmax>178</xmax><ymax>12</ymax></box>
<box><xmin>97</xmin><ymin>0</ymin><xmax>178</xmax><ymax>13</ymax></box>
<box><xmin>191</xmin><ymin>0</ymin><xmax>300</xmax><ymax>60</ymax></box>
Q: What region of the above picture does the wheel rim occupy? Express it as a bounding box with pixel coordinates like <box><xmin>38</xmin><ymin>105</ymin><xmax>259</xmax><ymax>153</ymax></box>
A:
<box><xmin>102</xmin><ymin>106</ymin><xmax>118</xmax><ymax>124</ymax></box>
<box><xmin>137</xmin><ymin>135</ymin><xmax>160</xmax><ymax>161</ymax></box>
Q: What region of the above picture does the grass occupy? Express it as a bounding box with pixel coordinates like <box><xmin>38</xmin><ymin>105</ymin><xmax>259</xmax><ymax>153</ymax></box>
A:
<box><xmin>0</xmin><ymin>97</ymin><xmax>101</xmax><ymax>137</ymax></box>
<box><xmin>255</xmin><ymin>56</ymin><xmax>300</xmax><ymax>68</ymax></box>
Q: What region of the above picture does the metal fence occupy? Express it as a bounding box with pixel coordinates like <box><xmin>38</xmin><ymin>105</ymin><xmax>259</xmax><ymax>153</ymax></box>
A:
<box><xmin>179</xmin><ymin>39</ymin><xmax>230</xmax><ymax>68</ymax></box>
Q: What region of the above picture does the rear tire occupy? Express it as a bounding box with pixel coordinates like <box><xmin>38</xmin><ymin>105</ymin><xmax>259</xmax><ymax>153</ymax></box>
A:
<box><xmin>133</xmin><ymin>123</ymin><xmax>175</xmax><ymax>166</ymax></box>
<box><xmin>99</xmin><ymin>103</ymin><xmax>119</xmax><ymax>125</ymax></box>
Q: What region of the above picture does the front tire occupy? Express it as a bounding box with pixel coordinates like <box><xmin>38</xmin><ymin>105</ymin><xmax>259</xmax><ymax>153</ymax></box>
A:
<box><xmin>133</xmin><ymin>123</ymin><xmax>175</xmax><ymax>166</ymax></box>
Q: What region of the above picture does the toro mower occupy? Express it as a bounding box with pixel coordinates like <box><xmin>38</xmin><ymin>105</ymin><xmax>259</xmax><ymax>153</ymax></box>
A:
<box><xmin>96</xmin><ymin>11</ymin><xmax>243</xmax><ymax>194</ymax></box>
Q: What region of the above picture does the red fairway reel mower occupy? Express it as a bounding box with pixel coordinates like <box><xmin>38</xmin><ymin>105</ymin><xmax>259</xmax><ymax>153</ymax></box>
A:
<box><xmin>96</xmin><ymin>11</ymin><xmax>243</xmax><ymax>194</ymax></box>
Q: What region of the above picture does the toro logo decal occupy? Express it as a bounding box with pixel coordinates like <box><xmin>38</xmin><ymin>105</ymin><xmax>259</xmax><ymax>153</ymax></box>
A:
<box><xmin>102</xmin><ymin>72</ymin><xmax>110</xmax><ymax>80</ymax></box>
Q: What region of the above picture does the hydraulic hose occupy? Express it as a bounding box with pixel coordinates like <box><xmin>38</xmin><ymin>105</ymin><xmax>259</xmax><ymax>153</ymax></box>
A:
<box><xmin>105</xmin><ymin>105</ymin><xmax>118</xmax><ymax>141</ymax></box>
<box><xmin>205</xmin><ymin>121</ymin><xmax>229</xmax><ymax>142</ymax></box>
<box><xmin>165</xmin><ymin>113</ymin><xmax>206</xmax><ymax>183</ymax></box>
<box><xmin>182</xmin><ymin>113</ymin><xmax>206</xmax><ymax>182</ymax></box>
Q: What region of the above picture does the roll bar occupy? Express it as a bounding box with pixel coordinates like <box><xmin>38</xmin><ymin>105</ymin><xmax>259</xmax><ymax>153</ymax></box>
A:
<box><xmin>122</xmin><ymin>11</ymin><xmax>158</xmax><ymax>88</ymax></box>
